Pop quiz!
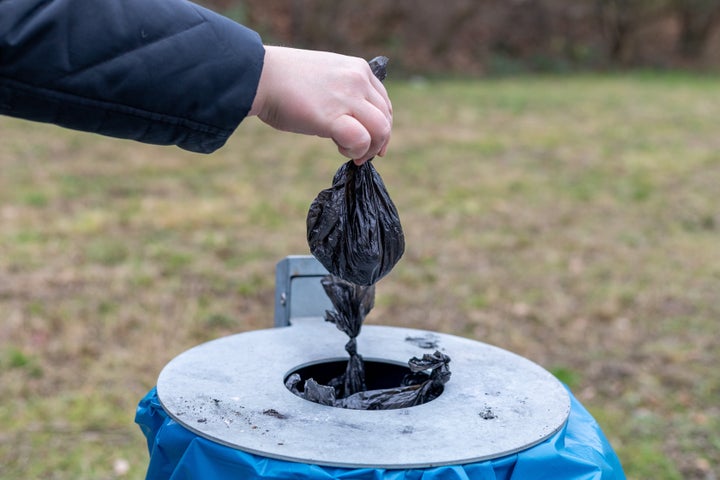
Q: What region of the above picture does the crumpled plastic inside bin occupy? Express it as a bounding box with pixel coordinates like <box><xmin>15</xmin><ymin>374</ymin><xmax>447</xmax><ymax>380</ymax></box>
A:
<box><xmin>285</xmin><ymin>274</ymin><xmax>451</xmax><ymax>410</ymax></box>
<box><xmin>286</xmin><ymin>350</ymin><xmax>451</xmax><ymax>411</ymax></box>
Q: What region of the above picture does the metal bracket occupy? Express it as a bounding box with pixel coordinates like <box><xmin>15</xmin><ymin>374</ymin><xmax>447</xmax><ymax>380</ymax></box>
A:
<box><xmin>274</xmin><ymin>255</ymin><xmax>332</xmax><ymax>327</ymax></box>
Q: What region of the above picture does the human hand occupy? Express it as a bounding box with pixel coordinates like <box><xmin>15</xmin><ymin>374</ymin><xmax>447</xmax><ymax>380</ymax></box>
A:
<box><xmin>249</xmin><ymin>46</ymin><xmax>392</xmax><ymax>165</ymax></box>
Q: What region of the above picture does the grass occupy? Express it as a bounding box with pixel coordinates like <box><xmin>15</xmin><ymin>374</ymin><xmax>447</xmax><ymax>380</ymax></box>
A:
<box><xmin>1</xmin><ymin>72</ymin><xmax>719</xmax><ymax>479</ymax></box>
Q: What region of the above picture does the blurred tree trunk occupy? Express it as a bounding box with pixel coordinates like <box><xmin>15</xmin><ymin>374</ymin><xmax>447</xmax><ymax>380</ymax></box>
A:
<box><xmin>674</xmin><ymin>0</ymin><xmax>720</xmax><ymax>58</ymax></box>
<box><xmin>596</xmin><ymin>0</ymin><xmax>671</xmax><ymax>63</ymax></box>
<box><xmin>597</xmin><ymin>0</ymin><xmax>640</xmax><ymax>62</ymax></box>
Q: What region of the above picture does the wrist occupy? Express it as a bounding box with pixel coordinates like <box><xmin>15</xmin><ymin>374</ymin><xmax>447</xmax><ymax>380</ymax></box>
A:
<box><xmin>249</xmin><ymin>45</ymin><xmax>275</xmax><ymax>117</ymax></box>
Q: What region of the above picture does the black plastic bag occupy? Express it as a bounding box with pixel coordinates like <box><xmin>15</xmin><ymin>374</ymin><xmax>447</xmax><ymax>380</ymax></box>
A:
<box><xmin>368</xmin><ymin>55</ymin><xmax>389</xmax><ymax>82</ymax></box>
<box><xmin>289</xmin><ymin>57</ymin><xmax>447</xmax><ymax>410</ymax></box>
<box><xmin>286</xmin><ymin>350</ymin><xmax>451</xmax><ymax>411</ymax></box>
<box><xmin>284</xmin><ymin>275</ymin><xmax>452</xmax><ymax>410</ymax></box>
<box><xmin>336</xmin><ymin>351</ymin><xmax>451</xmax><ymax>410</ymax></box>
<box><xmin>307</xmin><ymin>160</ymin><xmax>404</xmax><ymax>286</ymax></box>
<box><xmin>321</xmin><ymin>275</ymin><xmax>375</xmax><ymax>397</ymax></box>
<box><xmin>306</xmin><ymin>57</ymin><xmax>404</xmax><ymax>286</ymax></box>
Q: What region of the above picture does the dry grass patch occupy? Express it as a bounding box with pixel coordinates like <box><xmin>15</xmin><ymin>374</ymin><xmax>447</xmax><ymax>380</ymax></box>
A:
<box><xmin>1</xmin><ymin>73</ymin><xmax>719</xmax><ymax>479</ymax></box>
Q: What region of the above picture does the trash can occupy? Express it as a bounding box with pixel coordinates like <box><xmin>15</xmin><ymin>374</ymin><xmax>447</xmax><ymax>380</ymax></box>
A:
<box><xmin>136</xmin><ymin>256</ymin><xmax>626</xmax><ymax>479</ymax></box>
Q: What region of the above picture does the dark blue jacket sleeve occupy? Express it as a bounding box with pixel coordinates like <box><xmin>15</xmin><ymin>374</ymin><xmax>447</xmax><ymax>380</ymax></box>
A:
<box><xmin>0</xmin><ymin>0</ymin><xmax>265</xmax><ymax>153</ymax></box>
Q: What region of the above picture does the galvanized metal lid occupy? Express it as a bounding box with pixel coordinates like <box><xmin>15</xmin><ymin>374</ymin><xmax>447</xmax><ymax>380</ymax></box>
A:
<box><xmin>157</xmin><ymin>320</ymin><xmax>570</xmax><ymax>469</ymax></box>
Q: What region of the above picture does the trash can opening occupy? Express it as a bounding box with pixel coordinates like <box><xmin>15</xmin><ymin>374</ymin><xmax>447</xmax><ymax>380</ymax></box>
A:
<box><xmin>285</xmin><ymin>359</ymin><xmax>444</xmax><ymax>410</ymax></box>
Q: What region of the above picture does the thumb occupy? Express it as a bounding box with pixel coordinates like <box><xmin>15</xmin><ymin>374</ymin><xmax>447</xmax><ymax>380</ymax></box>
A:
<box><xmin>331</xmin><ymin>114</ymin><xmax>371</xmax><ymax>162</ymax></box>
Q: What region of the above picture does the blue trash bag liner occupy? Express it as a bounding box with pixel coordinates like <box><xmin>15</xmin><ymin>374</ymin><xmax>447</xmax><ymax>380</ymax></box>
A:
<box><xmin>136</xmin><ymin>386</ymin><xmax>625</xmax><ymax>480</ymax></box>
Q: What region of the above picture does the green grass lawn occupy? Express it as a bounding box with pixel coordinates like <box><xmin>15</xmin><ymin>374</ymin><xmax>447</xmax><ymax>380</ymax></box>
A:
<box><xmin>1</xmin><ymin>73</ymin><xmax>719</xmax><ymax>479</ymax></box>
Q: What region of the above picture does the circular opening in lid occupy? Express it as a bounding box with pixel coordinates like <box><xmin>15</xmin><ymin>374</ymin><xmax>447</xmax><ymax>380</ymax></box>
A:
<box><xmin>285</xmin><ymin>359</ymin><xmax>444</xmax><ymax>410</ymax></box>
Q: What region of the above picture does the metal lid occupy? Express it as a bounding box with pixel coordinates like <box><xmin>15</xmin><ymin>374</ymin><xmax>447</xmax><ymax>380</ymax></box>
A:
<box><xmin>157</xmin><ymin>321</ymin><xmax>570</xmax><ymax>469</ymax></box>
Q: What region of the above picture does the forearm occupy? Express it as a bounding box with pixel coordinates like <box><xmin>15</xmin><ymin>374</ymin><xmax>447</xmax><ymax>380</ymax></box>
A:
<box><xmin>0</xmin><ymin>0</ymin><xmax>264</xmax><ymax>153</ymax></box>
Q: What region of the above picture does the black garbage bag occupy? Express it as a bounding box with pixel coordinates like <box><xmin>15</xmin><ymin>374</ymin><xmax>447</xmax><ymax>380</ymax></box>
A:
<box><xmin>290</xmin><ymin>57</ymin><xmax>446</xmax><ymax>410</ymax></box>
<box><xmin>368</xmin><ymin>55</ymin><xmax>389</xmax><ymax>82</ymax></box>
<box><xmin>306</xmin><ymin>56</ymin><xmax>404</xmax><ymax>286</ymax></box>
<box><xmin>307</xmin><ymin>162</ymin><xmax>404</xmax><ymax>287</ymax></box>
<box><xmin>284</xmin><ymin>275</ymin><xmax>452</xmax><ymax>410</ymax></box>
<box><xmin>337</xmin><ymin>351</ymin><xmax>451</xmax><ymax>410</ymax></box>
<box><xmin>321</xmin><ymin>275</ymin><xmax>375</xmax><ymax>397</ymax></box>
<box><xmin>286</xmin><ymin>350</ymin><xmax>452</xmax><ymax>411</ymax></box>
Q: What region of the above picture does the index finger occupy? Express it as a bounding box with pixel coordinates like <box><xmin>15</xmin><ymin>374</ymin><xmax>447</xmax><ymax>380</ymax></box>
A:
<box><xmin>369</xmin><ymin>74</ymin><xmax>393</xmax><ymax>121</ymax></box>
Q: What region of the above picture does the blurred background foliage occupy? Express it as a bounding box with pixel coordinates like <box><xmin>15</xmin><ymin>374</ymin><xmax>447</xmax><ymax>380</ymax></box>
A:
<box><xmin>201</xmin><ymin>0</ymin><xmax>720</xmax><ymax>75</ymax></box>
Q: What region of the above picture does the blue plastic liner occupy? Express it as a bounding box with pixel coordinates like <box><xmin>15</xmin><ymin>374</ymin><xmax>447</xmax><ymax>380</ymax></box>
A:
<box><xmin>136</xmin><ymin>386</ymin><xmax>625</xmax><ymax>480</ymax></box>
